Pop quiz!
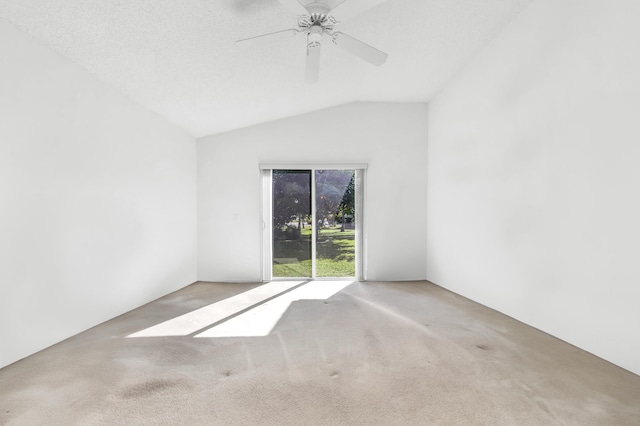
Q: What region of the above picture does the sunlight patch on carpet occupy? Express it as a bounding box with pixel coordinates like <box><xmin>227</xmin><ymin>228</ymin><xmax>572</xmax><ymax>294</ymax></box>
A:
<box><xmin>127</xmin><ymin>281</ymin><xmax>306</xmax><ymax>337</ymax></box>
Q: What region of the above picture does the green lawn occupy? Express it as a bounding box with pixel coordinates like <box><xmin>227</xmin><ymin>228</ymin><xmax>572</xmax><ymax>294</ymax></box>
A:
<box><xmin>273</xmin><ymin>226</ymin><xmax>355</xmax><ymax>277</ymax></box>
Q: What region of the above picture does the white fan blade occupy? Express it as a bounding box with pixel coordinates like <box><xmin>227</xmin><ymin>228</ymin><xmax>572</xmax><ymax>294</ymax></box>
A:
<box><xmin>329</xmin><ymin>0</ymin><xmax>388</xmax><ymax>22</ymax></box>
<box><xmin>278</xmin><ymin>0</ymin><xmax>309</xmax><ymax>15</ymax></box>
<box><xmin>305</xmin><ymin>42</ymin><xmax>321</xmax><ymax>84</ymax></box>
<box><xmin>331</xmin><ymin>32</ymin><xmax>387</xmax><ymax>66</ymax></box>
<box><xmin>236</xmin><ymin>29</ymin><xmax>301</xmax><ymax>48</ymax></box>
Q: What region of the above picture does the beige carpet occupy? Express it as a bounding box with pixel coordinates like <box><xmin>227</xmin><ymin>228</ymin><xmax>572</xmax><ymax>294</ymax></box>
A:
<box><xmin>1</xmin><ymin>280</ymin><xmax>639</xmax><ymax>425</ymax></box>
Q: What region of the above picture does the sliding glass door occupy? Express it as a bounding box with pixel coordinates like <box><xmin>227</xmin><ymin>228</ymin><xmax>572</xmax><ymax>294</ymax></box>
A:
<box><xmin>264</xmin><ymin>167</ymin><xmax>363</xmax><ymax>280</ymax></box>
<box><xmin>314</xmin><ymin>170</ymin><xmax>356</xmax><ymax>278</ymax></box>
<box><xmin>272</xmin><ymin>170</ymin><xmax>312</xmax><ymax>277</ymax></box>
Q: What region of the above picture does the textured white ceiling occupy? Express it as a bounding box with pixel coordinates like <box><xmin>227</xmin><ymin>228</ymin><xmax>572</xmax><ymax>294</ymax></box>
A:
<box><xmin>0</xmin><ymin>0</ymin><xmax>532</xmax><ymax>137</ymax></box>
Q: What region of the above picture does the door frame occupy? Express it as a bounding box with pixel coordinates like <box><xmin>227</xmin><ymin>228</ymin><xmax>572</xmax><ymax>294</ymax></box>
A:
<box><xmin>260</xmin><ymin>163</ymin><xmax>367</xmax><ymax>282</ymax></box>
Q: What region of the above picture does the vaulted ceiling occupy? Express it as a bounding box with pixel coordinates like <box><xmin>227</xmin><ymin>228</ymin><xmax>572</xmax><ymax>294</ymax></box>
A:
<box><xmin>0</xmin><ymin>0</ymin><xmax>532</xmax><ymax>137</ymax></box>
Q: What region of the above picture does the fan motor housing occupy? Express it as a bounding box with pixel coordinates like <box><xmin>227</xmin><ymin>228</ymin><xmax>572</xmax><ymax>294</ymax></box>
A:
<box><xmin>298</xmin><ymin>13</ymin><xmax>336</xmax><ymax>33</ymax></box>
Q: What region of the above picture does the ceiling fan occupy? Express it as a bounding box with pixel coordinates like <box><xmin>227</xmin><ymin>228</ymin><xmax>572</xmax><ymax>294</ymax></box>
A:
<box><xmin>236</xmin><ymin>0</ymin><xmax>388</xmax><ymax>83</ymax></box>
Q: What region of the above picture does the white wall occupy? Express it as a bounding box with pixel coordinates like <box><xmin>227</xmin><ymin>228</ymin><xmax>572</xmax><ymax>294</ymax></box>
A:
<box><xmin>427</xmin><ymin>0</ymin><xmax>640</xmax><ymax>375</ymax></box>
<box><xmin>198</xmin><ymin>102</ymin><xmax>428</xmax><ymax>282</ymax></box>
<box><xmin>0</xmin><ymin>20</ymin><xmax>197</xmax><ymax>368</ymax></box>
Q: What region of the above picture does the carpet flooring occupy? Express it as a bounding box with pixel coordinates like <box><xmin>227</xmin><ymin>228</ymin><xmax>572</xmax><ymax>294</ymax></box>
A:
<box><xmin>1</xmin><ymin>280</ymin><xmax>639</xmax><ymax>425</ymax></box>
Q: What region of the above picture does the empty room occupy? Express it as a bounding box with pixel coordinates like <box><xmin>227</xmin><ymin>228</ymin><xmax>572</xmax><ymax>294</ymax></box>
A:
<box><xmin>1</xmin><ymin>0</ymin><xmax>639</xmax><ymax>424</ymax></box>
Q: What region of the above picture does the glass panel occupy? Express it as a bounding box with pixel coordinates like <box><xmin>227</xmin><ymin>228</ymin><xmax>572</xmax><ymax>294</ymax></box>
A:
<box><xmin>315</xmin><ymin>170</ymin><xmax>356</xmax><ymax>277</ymax></box>
<box><xmin>272</xmin><ymin>170</ymin><xmax>312</xmax><ymax>277</ymax></box>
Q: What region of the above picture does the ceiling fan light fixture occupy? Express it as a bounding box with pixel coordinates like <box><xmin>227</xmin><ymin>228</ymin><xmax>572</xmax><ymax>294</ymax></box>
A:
<box><xmin>307</xmin><ymin>24</ymin><xmax>324</xmax><ymax>42</ymax></box>
<box><xmin>236</xmin><ymin>0</ymin><xmax>389</xmax><ymax>83</ymax></box>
